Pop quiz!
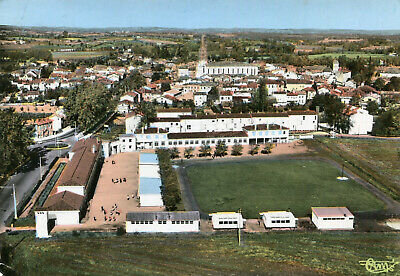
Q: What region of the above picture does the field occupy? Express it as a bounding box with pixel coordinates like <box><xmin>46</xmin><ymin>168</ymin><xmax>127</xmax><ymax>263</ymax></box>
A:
<box><xmin>308</xmin><ymin>52</ymin><xmax>388</xmax><ymax>59</ymax></box>
<box><xmin>2</xmin><ymin>231</ymin><xmax>399</xmax><ymax>275</ymax></box>
<box><xmin>185</xmin><ymin>159</ymin><xmax>384</xmax><ymax>218</ymax></box>
<box><xmin>51</xmin><ymin>51</ymin><xmax>109</xmax><ymax>60</ymax></box>
<box><xmin>307</xmin><ymin>138</ymin><xmax>400</xmax><ymax>200</ymax></box>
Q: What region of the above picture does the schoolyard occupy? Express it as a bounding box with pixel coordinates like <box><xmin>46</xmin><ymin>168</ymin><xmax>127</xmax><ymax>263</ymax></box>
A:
<box><xmin>185</xmin><ymin>159</ymin><xmax>385</xmax><ymax>218</ymax></box>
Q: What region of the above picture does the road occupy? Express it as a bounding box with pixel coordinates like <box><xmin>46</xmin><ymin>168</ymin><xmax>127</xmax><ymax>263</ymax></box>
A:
<box><xmin>0</xmin><ymin>133</ymin><xmax>78</xmax><ymax>232</ymax></box>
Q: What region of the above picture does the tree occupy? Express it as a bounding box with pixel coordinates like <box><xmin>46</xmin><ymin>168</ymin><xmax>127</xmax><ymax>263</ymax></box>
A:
<box><xmin>366</xmin><ymin>101</ymin><xmax>379</xmax><ymax>115</ymax></box>
<box><xmin>231</xmin><ymin>143</ymin><xmax>243</xmax><ymax>156</ymax></box>
<box><xmin>253</xmin><ymin>79</ymin><xmax>268</xmax><ymax>112</ymax></box>
<box><xmin>214</xmin><ymin>141</ymin><xmax>227</xmax><ymax>157</ymax></box>
<box><xmin>184</xmin><ymin>147</ymin><xmax>194</xmax><ymax>159</ymax></box>
<box><xmin>261</xmin><ymin>143</ymin><xmax>273</xmax><ymax>154</ymax></box>
<box><xmin>64</xmin><ymin>82</ymin><xmax>112</xmax><ymax>131</ymax></box>
<box><xmin>0</xmin><ymin>74</ymin><xmax>18</xmax><ymax>100</ymax></box>
<box><xmin>373</xmin><ymin>78</ymin><xmax>385</xmax><ymax>91</ymax></box>
<box><xmin>0</xmin><ymin>109</ymin><xmax>32</xmax><ymax>177</ymax></box>
<box><xmin>372</xmin><ymin>110</ymin><xmax>400</xmax><ymax>136</ymax></box>
<box><xmin>137</xmin><ymin>101</ymin><xmax>156</xmax><ymax>127</ymax></box>
<box><xmin>169</xmin><ymin>147</ymin><xmax>180</xmax><ymax>159</ymax></box>
<box><xmin>249</xmin><ymin>144</ymin><xmax>260</xmax><ymax>155</ymax></box>
<box><xmin>199</xmin><ymin>144</ymin><xmax>212</xmax><ymax>157</ymax></box>
<box><xmin>161</xmin><ymin>82</ymin><xmax>171</xmax><ymax>92</ymax></box>
<box><xmin>207</xmin><ymin>87</ymin><xmax>219</xmax><ymax>106</ymax></box>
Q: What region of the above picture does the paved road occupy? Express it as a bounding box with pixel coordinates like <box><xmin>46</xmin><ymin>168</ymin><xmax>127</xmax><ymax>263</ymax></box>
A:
<box><xmin>0</xmin><ymin>133</ymin><xmax>78</xmax><ymax>233</ymax></box>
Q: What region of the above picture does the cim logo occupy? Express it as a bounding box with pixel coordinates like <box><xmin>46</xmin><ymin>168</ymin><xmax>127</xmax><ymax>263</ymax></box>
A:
<box><xmin>359</xmin><ymin>258</ymin><xmax>399</xmax><ymax>274</ymax></box>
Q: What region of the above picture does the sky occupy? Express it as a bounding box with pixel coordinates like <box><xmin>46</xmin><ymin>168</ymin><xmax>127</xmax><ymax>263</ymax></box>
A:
<box><xmin>0</xmin><ymin>0</ymin><xmax>400</xmax><ymax>30</ymax></box>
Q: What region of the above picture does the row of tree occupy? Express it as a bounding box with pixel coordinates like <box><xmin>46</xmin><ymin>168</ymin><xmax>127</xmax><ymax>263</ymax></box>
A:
<box><xmin>0</xmin><ymin>109</ymin><xmax>32</xmax><ymax>181</ymax></box>
<box><xmin>156</xmin><ymin>149</ymin><xmax>182</xmax><ymax>211</ymax></box>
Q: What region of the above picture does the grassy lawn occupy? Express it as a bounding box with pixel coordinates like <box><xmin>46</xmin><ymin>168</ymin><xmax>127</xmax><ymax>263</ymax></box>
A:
<box><xmin>186</xmin><ymin>160</ymin><xmax>384</xmax><ymax>218</ymax></box>
<box><xmin>2</xmin><ymin>231</ymin><xmax>399</xmax><ymax>275</ymax></box>
<box><xmin>308</xmin><ymin>52</ymin><xmax>388</xmax><ymax>59</ymax></box>
<box><xmin>306</xmin><ymin>138</ymin><xmax>400</xmax><ymax>200</ymax></box>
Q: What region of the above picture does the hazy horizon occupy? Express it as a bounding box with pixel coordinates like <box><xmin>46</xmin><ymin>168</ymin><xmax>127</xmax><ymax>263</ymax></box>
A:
<box><xmin>1</xmin><ymin>0</ymin><xmax>400</xmax><ymax>31</ymax></box>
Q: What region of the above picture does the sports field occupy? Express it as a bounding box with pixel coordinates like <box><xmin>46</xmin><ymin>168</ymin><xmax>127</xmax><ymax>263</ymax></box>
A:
<box><xmin>186</xmin><ymin>159</ymin><xmax>385</xmax><ymax>218</ymax></box>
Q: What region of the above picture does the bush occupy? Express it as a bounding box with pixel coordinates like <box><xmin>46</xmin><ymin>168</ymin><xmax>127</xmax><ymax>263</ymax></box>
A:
<box><xmin>116</xmin><ymin>226</ymin><xmax>126</xmax><ymax>236</ymax></box>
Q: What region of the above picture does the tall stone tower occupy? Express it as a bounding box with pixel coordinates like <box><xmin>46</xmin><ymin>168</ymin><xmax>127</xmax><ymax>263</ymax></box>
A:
<box><xmin>196</xmin><ymin>35</ymin><xmax>207</xmax><ymax>78</ymax></box>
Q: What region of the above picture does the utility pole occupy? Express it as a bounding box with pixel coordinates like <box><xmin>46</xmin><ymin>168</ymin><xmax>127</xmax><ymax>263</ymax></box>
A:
<box><xmin>12</xmin><ymin>184</ymin><xmax>17</xmax><ymax>220</ymax></box>
<box><xmin>238</xmin><ymin>208</ymin><xmax>242</xmax><ymax>246</ymax></box>
<box><xmin>39</xmin><ymin>156</ymin><xmax>42</xmax><ymax>181</ymax></box>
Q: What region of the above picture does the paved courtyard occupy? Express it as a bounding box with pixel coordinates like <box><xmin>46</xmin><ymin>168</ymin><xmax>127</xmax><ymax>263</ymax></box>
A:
<box><xmin>52</xmin><ymin>152</ymin><xmax>164</xmax><ymax>232</ymax></box>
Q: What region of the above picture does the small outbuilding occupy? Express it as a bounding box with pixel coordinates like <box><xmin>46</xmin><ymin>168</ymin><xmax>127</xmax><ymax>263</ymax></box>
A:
<box><xmin>126</xmin><ymin>211</ymin><xmax>200</xmax><ymax>233</ymax></box>
<box><xmin>209</xmin><ymin>212</ymin><xmax>246</xmax><ymax>229</ymax></box>
<box><xmin>311</xmin><ymin>207</ymin><xmax>354</xmax><ymax>230</ymax></box>
<box><xmin>259</xmin><ymin>211</ymin><xmax>297</xmax><ymax>228</ymax></box>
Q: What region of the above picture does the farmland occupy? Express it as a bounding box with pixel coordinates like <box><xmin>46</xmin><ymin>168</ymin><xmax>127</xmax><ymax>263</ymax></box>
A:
<box><xmin>308</xmin><ymin>52</ymin><xmax>388</xmax><ymax>59</ymax></box>
<box><xmin>1</xmin><ymin>231</ymin><xmax>398</xmax><ymax>275</ymax></box>
<box><xmin>185</xmin><ymin>159</ymin><xmax>384</xmax><ymax>218</ymax></box>
<box><xmin>51</xmin><ymin>51</ymin><xmax>110</xmax><ymax>60</ymax></box>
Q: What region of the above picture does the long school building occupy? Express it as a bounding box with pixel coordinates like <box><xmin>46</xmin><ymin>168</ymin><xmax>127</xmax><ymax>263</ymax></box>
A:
<box><xmin>103</xmin><ymin>110</ymin><xmax>317</xmax><ymax>157</ymax></box>
<box><xmin>126</xmin><ymin>211</ymin><xmax>200</xmax><ymax>233</ymax></box>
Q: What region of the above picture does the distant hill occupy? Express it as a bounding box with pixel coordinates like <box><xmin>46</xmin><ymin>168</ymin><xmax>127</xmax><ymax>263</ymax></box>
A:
<box><xmin>1</xmin><ymin>25</ymin><xmax>400</xmax><ymax>35</ymax></box>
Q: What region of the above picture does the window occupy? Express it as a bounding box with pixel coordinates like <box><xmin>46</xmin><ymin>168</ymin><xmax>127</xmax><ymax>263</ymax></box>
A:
<box><xmin>129</xmin><ymin>139</ymin><xmax>132</xmax><ymax>142</ymax></box>
<box><xmin>154</xmin><ymin>142</ymin><xmax>158</xmax><ymax>147</ymax></box>
<box><xmin>190</xmin><ymin>221</ymin><xmax>193</xmax><ymax>224</ymax></box>
<box><xmin>161</xmin><ymin>142</ymin><xmax>165</xmax><ymax>146</ymax></box>
<box><xmin>181</xmin><ymin>221</ymin><xmax>184</xmax><ymax>224</ymax></box>
<box><xmin>145</xmin><ymin>221</ymin><xmax>148</xmax><ymax>224</ymax></box>
<box><xmin>233</xmin><ymin>221</ymin><xmax>237</xmax><ymax>224</ymax></box>
<box><xmin>303</xmin><ymin>116</ymin><xmax>305</xmax><ymax>120</ymax></box>
<box><xmin>286</xmin><ymin>220</ymin><xmax>290</xmax><ymax>223</ymax></box>
<box><xmin>150</xmin><ymin>221</ymin><xmax>153</xmax><ymax>224</ymax></box>
<box><xmin>219</xmin><ymin>221</ymin><xmax>223</xmax><ymax>224</ymax></box>
<box><xmin>129</xmin><ymin>146</ymin><xmax>132</xmax><ymax>149</ymax></box>
<box><xmin>158</xmin><ymin>221</ymin><xmax>162</xmax><ymax>224</ymax></box>
<box><xmin>122</xmin><ymin>139</ymin><xmax>125</xmax><ymax>143</ymax></box>
<box><xmin>178</xmin><ymin>141</ymin><xmax>182</xmax><ymax>145</ymax></box>
<box><xmin>163</xmin><ymin>221</ymin><xmax>166</xmax><ymax>224</ymax></box>
<box><xmin>185</xmin><ymin>221</ymin><xmax>189</xmax><ymax>224</ymax></box>
<box><xmin>169</xmin><ymin>141</ymin><xmax>172</xmax><ymax>145</ymax></box>
<box><xmin>140</xmin><ymin>221</ymin><xmax>144</xmax><ymax>224</ymax></box>
<box><xmin>187</xmin><ymin>125</ymin><xmax>191</xmax><ymax>130</ymax></box>
<box><xmin>177</xmin><ymin>221</ymin><xmax>180</xmax><ymax>224</ymax></box>
<box><xmin>172</xmin><ymin>221</ymin><xmax>175</xmax><ymax>224</ymax></box>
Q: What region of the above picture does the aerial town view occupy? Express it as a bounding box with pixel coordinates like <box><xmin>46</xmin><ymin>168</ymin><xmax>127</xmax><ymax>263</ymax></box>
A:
<box><xmin>0</xmin><ymin>0</ymin><xmax>400</xmax><ymax>275</ymax></box>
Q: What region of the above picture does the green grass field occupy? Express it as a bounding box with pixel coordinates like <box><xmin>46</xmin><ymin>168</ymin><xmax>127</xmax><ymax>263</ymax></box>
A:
<box><xmin>186</xmin><ymin>160</ymin><xmax>384</xmax><ymax>218</ymax></box>
<box><xmin>307</xmin><ymin>138</ymin><xmax>400</xmax><ymax>200</ymax></box>
<box><xmin>308</xmin><ymin>52</ymin><xmax>387</xmax><ymax>59</ymax></box>
<box><xmin>2</xmin><ymin>231</ymin><xmax>399</xmax><ymax>275</ymax></box>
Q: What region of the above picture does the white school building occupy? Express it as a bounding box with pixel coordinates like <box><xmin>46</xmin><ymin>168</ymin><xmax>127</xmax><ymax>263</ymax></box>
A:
<box><xmin>126</xmin><ymin>211</ymin><xmax>200</xmax><ymax>233</ymax></box>
<box><xmin>259</xmin><ymin>211</ymin><xmax>298</xmax><ymax>228</ymax></box>
<box><xmin>209</xmin><ymin>212</ymin><xmax>246</xmax><ymax>229</ymax></box>
<box><xmin>102</xmin><ymin>109</ymin><xmax>317</xmax><ymax>157</ymax></box>
<box><xmin>311</xmin><ymin>207</ymin><xmax>354</xmax><ymax>230</ymax></box>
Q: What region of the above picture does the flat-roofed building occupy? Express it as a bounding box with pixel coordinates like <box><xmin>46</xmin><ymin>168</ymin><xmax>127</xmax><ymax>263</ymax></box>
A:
<box><xmin>126</xmin><ymin>211</ymin><xmax>200</xmax><ymax>233</ymax></box>
<box><xmin>209</xmin><ymin>212</ymin><xmax>246</xmax><ymax>229</ymax></box>
<box><xmin>197</xmin><ymin>61</ymin><xmax>259</xmax><ymax>77</ymax></box>
<box><xmin>259</xmin><ymin>211</ymin><xmax>298</xmax><ymax>229</ymax></box>
<box><xmin>311</xmin><ymin>207</ymin><xmax>354</xmax><ymax>230</ymax></box>
<box><xmin>138</xmin><ymin>177</ymin><xmax>163</xmax><ymax>207</ymax></box>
